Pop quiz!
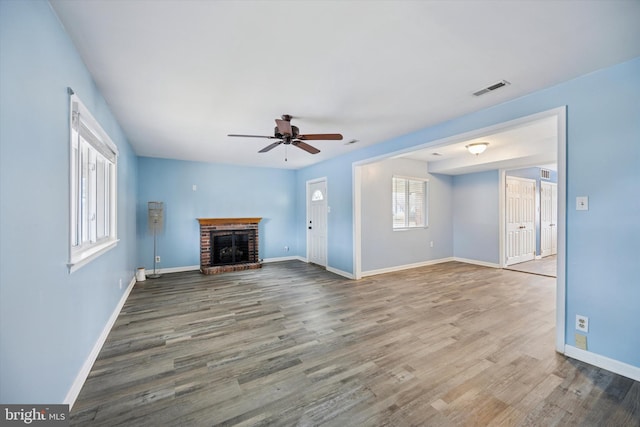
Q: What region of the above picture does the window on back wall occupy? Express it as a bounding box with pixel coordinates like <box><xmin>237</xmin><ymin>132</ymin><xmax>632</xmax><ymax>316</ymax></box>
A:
<box><xmin>68</xmin><ymin>90</ymin><xmax>118</xmax><ymax>272</ymax></box>
<box><xmin>392</xmin><ymin>176</ymin><xmax>428</xmax><ymax>229</ymax></box>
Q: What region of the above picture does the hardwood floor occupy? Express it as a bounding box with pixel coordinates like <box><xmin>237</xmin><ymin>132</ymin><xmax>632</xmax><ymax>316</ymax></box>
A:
<box><xmin>70</xmin><ymin>261</ymin><xmax>639</xmax><ymax>426</ymax></box>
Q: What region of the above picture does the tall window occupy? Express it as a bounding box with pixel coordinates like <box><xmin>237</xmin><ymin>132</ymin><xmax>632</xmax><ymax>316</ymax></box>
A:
<box><xmin>392</xmin><ymin>176</ymin><xmax>428</xmax><ymax>229</ymax></box>
<box><xmin>68</xmin><ymin>91</ymin><xmax>118</xmax><ymax>272</ymax></box>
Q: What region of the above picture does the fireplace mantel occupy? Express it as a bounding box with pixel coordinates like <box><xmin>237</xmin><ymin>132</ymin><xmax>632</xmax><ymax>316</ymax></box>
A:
<box><xmin>197</xmin><ymin>217</ymin><xmax>262</xmax><ymax>226</ymax></box>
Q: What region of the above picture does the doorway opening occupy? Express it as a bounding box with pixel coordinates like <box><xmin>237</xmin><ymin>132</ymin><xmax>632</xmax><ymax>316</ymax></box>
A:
<box><xmin>503</xmin><ymin>169</ymin><xmax>558</xmax><ymax>277</ymax></box>
<box><xmin>354</xmin><ymin>106</ymin><xmax>567</xmax><ymax>352</ymax></box>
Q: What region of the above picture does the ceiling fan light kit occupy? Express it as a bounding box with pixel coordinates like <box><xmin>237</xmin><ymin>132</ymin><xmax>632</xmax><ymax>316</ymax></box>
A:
<box><xmin>466</xmin><ymin>142</ymin><xmax>489</xmax><ymax>155</ymax></box>
<box><xmin>228</xmin><ymin>114</ymin><xmax>343</xmax><ymax>155</ymax></box>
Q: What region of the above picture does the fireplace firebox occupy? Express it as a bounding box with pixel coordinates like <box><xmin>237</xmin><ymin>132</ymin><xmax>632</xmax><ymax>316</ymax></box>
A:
<box><xmin>212</xmin><ymin>231</ymin><xmax>249</xmax><ymax>265</ymax></box>
<box><xmin>198</xmin><ymin>218</ymin><xmax>261</xmax><ymax>274</ymax></box>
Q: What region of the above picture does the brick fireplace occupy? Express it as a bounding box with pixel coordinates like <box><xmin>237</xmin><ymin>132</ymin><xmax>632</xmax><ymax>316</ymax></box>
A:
<box><xmin>197</xmin><ymin>218</ymin><xmax>261</xmax><ymax>275</ymax></box>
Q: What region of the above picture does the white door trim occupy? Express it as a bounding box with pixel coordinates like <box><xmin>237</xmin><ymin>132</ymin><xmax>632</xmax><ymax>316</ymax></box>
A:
<box><xmin>541</xmin><ymin>181</ymin><xmax>558</xmax><ymax>258</ymax></box>
<box><xmin>353</xmin><ymin>166</ymin><xmax>363</xmax><ymax>279</ymax></box>
<box><xmin>306</xmin><ymin>177</ymin><xmax>328</xmax><ymax>267</ymax></box>
<box><xmin>498</xmin><ymin>107</ymin><xmax>566</xmax><ymax>352</ymax></box>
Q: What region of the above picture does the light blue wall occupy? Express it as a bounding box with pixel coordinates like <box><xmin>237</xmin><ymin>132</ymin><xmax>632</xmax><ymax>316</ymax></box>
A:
<box><xmin>0</xmin><ymin>0</ymin><xmax>138</xmax><ymax>403</ymax></box>
<box><xmin>452</xmin><ymin>171</ymin><xmax>500</xmax><ymax>264</ymax></box>
<box><xmin>295</xmin><ymin>157</ymin><xmax>355</xmax><ymax>274</ymax></box>
<box><xmin>562</xmin><ymin>60</ymin><xmax>640</xmax><ymax>365</ymax></box>
<box><xmin>297</xmin><ymin>57</ymin><xmax>640</xmax><ymax>368</ymax></box>
<box><xmin>137</xmin><ymin>157</ymin><xmax>297</xmax><ymax>269</ymax></box>
<box><xmin>360</xmin><ymin>158</ymin><xmax>453</xmax><ymax>272</ymax></box>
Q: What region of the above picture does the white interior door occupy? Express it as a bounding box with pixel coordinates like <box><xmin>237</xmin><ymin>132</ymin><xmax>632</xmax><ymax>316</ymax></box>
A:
<box><xmin>307</xmin><ymin>179</ymin><xmax>327</xmax><ymax>267</ymax></box>
<box><xmin>506</xmin><ymin>176</ymin><xmax>536</xmax><ymax>265</ymax></box>
<box><xmin>540</xmin><ymin>181</ymin><xmax>558</xmax><ymax>257</ymax></box>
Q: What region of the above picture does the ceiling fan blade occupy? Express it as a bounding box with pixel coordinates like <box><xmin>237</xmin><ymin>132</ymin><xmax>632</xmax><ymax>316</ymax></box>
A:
<box><xmin>258</xmin><ymin>141</ymin><xmax>283</xmax><ymax>153</ymax></box>
<box><xmin>228</xmin><ymin>134</ymin><xmax>277</xmax><ymax>139</ymax></box>
<box><xmin>296</xmin><ymin>133</ymin><xmax>343</xmax><ymax>141</ymax></box>
<box><xmin>275</xmin><ymin>119</ymin><xmax>292</xmax><ymax>136</ymax></box>
<box><xmin>292</xmin><ymin>140</ymin><xmax>320</xmax><ymax>154</ymax></box>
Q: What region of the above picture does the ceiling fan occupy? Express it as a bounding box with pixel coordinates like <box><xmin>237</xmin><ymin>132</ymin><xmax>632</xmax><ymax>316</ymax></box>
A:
<box><xmin>228</xmin><ymin>114</ymin><xmax>343</xmax><ymax>154</ymax></box>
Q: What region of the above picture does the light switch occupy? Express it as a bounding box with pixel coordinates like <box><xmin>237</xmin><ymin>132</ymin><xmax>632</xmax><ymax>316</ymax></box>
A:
<box><xmin>192</xmin><ymin>184</ymin><xmax>197</xmax><ymax>191</ymax></box>
<box><xmin>576</xmin><ymin>196</ymin><xmax>588</xmax><ymax>211</ymax></box>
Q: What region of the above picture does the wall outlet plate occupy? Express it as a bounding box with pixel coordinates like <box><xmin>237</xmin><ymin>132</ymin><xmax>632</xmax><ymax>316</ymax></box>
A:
<box><xmin>576</xmin><ymin>314</ymin><xmax>589</xmax><ymax>332</ymax></box>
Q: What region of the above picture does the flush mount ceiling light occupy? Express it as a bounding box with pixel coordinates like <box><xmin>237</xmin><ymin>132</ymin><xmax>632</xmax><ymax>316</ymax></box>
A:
<box><xmin>466</xmin><ymin>142</ymin><xmax>489</xmax><ymax>155</ymax></box>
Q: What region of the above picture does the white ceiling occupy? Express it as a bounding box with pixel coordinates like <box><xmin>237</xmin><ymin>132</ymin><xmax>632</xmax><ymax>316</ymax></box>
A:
<box><xmin>399</xmin><ymin>115</ymin><xmax>558</xmax><ymax>175</ymax></box>
<box><xmin>50</xmin><ymin>0</ymin><xmax>640</xmax><ymax>170</ymax></box>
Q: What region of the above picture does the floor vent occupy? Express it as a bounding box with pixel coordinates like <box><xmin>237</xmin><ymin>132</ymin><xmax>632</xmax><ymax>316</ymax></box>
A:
<box><xmin>540</xmin><ymin>168</ymin><xmax>551</xmax><ymax>180</ymax></box>
<box><xmin>473</xmin><ymin>80</ymin><xmax>510</xmax><ymax>96</ymax></box>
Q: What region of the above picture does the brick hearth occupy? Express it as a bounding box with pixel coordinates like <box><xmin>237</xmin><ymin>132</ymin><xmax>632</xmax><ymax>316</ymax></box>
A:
<box><xmin>197</xmin><ymin>217</ymin><xmax>261</xmax><ymax>275</ymax></box>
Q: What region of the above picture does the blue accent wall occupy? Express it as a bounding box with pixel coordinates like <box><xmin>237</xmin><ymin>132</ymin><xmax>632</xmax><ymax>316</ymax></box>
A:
<box><xmin>452</xmin><ymin>171</ymin><xmax>500</xmax><ymax>264</ymax></box>
<box><xmin>0</xmin><ymin>0</ymin><xmax>138</xmax><ymax>403</ymax></box>
<box><xmin>295</xmin><ymin>157</ymin><xmax>356</xmax><ymax>274</ymax></box>
<box><xmin>137</xmin><ymin>157</ymin><xmax>297</xmax><ymax>269</ymax></box>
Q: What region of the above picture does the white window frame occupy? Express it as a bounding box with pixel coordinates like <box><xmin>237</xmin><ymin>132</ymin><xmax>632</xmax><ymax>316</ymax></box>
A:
<box><xmin>68</xmin><ymin>90</ymin><xmax>118</xmax><ymax>272</ymax></box>
<box><xmin>392</xmin><ymin>175</ymin><xmax>428</xmax><ymax>230</ymax></box>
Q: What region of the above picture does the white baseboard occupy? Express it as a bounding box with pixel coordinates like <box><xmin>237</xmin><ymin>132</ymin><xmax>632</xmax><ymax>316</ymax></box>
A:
<box><xmin>453</xmin><ymin>257</ymin><xmax>501</xmax><ymax>268</ymax></box>
<box><xmin>145</xmin><ymin>258</ymin><xmax>309</xmax><ymax>274</ymax></box>
<box><xmin>361</xmin><ymin>257</ymin><xmax>455</xmax><ymax>278</ymax></box>
<box><xmin>64</xmin><ymin>275</ymin><xmax>137</xmax><ymax>408</ymax></box>
<box><xmin>564</xmin><ymin>345</ymin><xmax>640</xmax><ymax>382</ymax></box>
<box><xmin>154</xmin><ymin>265</ymin><xmax>200</xmax><ymax>274</ymax></box>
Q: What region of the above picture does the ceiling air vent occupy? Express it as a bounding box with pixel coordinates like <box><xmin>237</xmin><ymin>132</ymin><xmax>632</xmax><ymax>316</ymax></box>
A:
<box><xmin>473</xmin><ymin>80</ymin><xmax>510</xmax><ymax>96</ymax></box>
<box><xmin>540</xmin><ymin>168</ymin><xmax>551</xmax><ymax>180</ymax></box>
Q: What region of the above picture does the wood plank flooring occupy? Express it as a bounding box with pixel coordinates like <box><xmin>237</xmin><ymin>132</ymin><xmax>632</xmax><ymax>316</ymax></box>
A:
<box><xmin>505</xmin><ymin>256</ymin><xmax>557</xmax><ymax>278</ymax></box>
<box><xmin>70</xmin><ymin>261</ymin><xmax>639</xmax><ymax>426</ymax></box>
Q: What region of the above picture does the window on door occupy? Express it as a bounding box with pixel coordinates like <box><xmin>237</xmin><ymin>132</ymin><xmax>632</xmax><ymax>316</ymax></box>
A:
<box><xmin>392</xmin><ymin>176</ymin><xmax>428</xmax><ymax>229</ymax></box>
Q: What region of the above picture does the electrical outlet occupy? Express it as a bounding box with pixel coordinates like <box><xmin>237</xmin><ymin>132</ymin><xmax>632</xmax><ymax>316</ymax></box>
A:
<box><xmin>284</xmin><ymin>246</ymin><xmax>289</xmax><ymax>252</ymax></box>
<box><xmin>155</xmin><ymin>256</ymin><xmax>161</xmax><ymax>263</ymax></box>
<box><xmin>430</xmin><ymin>241</ymin><xmax>434</xmax><ymax>248</ymax></box>
<box><xmin>576</xmin><ymin>315</ymin><xmax>589</xmax><ymax>332</ymax></box>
